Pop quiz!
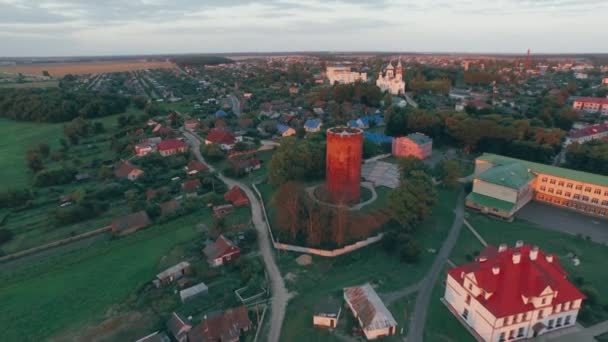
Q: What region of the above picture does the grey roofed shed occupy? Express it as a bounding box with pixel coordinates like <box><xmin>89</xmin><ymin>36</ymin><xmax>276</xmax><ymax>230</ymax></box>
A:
<box><xmin>180</xmin><ymin>282</ymin><xmax>209</xmax><ymax>303</ymax></box>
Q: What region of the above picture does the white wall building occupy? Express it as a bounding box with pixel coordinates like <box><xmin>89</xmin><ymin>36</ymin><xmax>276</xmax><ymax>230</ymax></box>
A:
<box><xmin>326</xmin><ymin>66</ymin><xmax>368</xmax><ymax>85</ymax></box>
<box><xmin>376</xmin><ymin>60</ymin><xmax>405</xmax><ymax>95</ymax></box>
<box><xmin>444</xmin><ymin>243</ymin><xmax>585</xmax><ymax>342</ymax></box>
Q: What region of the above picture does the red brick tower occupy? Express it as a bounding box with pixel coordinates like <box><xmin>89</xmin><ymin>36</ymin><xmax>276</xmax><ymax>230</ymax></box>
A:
<box><xmin>326</xmin><ymin>127</ymin><xmax>363</xmax><ymax>203</ymax></box>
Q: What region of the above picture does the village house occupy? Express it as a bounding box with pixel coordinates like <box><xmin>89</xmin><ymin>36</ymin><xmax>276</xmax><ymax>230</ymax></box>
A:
<box><xmin>188</xmin><ymin>306</ymin><xmax>252</xmax><ymax>342</ymax></box>
<box><xmin>229</xmin><ymin>157</ymin><xmax>261</xmax><ymax>174</ymax></box>
<box><xmin>205</xmin><ymin>128</ymin><xmax>237</xmax><ymax>150</ymax></box>
<box><xmin>185</xmin><ymin>160</ymin><xmax>208</xmax><ymax>175</ymax></box>
<box><xmin>347</xmin><ymin>115</ymin><xmax>384</xmax><ymax>129</ymax></box>
<box><xmin>304</xmin><ymin>119</ymin><xmax>322</xmax><ymax>133</ymax></box>
<box><xmin>276</xmin><ymin>123</ymin><xmax>296</xmax><ymax>137</ymax></box>
<box><xmin>344</xmin><ymin>283</ymin><xmax>398</xmax><ymax>340</ymax></box>
<box><xmin>154</xmin><ymin>261</ymin><xmax>191</xmax><ymax>287</ymax></box>
<box><xmin>114</xmin><ymin>161</ymin><xmax>144</xmax><ymax>181</ymax></box>
<box><xmin>166</xmin><ymin>312</ymin><xmax>192</xmax><ymax>342</ymax></box>
<box><xmin>181</xmin><ymin>179</ymin><xmax>201</xmax><ymax>195</ymax></box>
<box><xmin>134</xmin><ymin>137</ymin><xmax>162</xmax><ymax>156</ymax></box>
<box><xmin>203</xmin><ymin>235</ymin><xmax>241</xmax><ymax>267</ymax></box>
<box><xmin>444</xmin><ymin>242</ymin><xmax>585</xmax><ymax>341</ymax></box>
<box><xmin>111</xmin><ymin>211</ymin><xmax>151</xmax><ymax>236</ymax></box>
<box><xmin>159</xmin><ymin>199</ymin><xmax>180</xmax><ymax>216</ymax></box>
<box><xmin>313</xmin><ymin>297</ymin><xmax>342</xmax><ymax>329</ymax></box>
<box><xmin>157</xmin><ymin>138</ymin><xmax>188</xmax><ymax>157</ymax></box>
<box><xmin>392</xmin><ymin>133</ymin><xmax>433</xmax><ymax>160</ymax></box>
<box><xmin>180</xmin><ymin>282</ymin><xmax>209</xmax><ymax>303</ymax></box>
<box><xmin>224</xmin><ymin>186</ymin><xmax>249</xmax><ymax>207</ymax></box>
<box><xmin>565</xmin><ymin>122</ymin><xmax>608</xmax><ymax>146</ymax></box>
<box><xmin>213</xmin><ymin>204</ymin><xmax>234</xmax><ymax>218</ymax></box>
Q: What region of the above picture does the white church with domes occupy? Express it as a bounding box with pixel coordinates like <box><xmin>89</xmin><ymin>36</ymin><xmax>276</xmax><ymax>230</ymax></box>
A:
<box><xmin>376</xmin><ymin>59</ymin><xmax>405</xmax><ymax>95</ymax></box>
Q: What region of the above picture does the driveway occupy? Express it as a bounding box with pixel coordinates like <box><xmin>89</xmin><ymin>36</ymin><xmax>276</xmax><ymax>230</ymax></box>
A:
<box><xmin>517</xmin><ymin>201</ymin><xmax>608</xmax><ymax>244</ymax></box>
<box><xmin>182</xmin><ymin>131</ymin><xmax>287</xmax><ymax>342</ymax></box>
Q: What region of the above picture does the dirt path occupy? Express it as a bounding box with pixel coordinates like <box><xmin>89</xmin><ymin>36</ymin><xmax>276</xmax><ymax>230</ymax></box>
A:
<box><xmin>183</xmin><ymin>131</ymin><xmax>287</xmax><ymax>342</ymax></box>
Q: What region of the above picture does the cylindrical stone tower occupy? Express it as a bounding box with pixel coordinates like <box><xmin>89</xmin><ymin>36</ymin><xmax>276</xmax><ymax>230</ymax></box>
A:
<box><xmin>326</xmin><ymin>126</ymin><xmax>364</xmax><ymax>203</ymax></box>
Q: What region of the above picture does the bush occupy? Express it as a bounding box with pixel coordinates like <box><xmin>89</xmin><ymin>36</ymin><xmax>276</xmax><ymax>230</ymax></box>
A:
<box><xmin>0</xmin><ymin>189</ymin><xmax>32</xmax><ymax>208</ymax></box>
<box><xmin>33</xmin><ymin>167</ymin><xmax>77</xmax><ymax>187</ymax></box>
<box><xmin>581</xmin><ymin>286</ymin><xmax>599</xmax><ymax>306</ymax></box>
<box><xmin>0</xmin><ymin>229</ymin><xmax>14</xmax><ymax>245</ymax></box>
<box><xmin>399</xmin><ymin>239</ymin><xmax>421</xmax><ymax>263</ymax></box>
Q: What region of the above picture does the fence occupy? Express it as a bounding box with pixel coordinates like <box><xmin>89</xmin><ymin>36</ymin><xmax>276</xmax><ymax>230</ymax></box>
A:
<box><xmin>251</xmin><ymin>183</ymin><xmax>384</xmax><ymax>258</ymax></box>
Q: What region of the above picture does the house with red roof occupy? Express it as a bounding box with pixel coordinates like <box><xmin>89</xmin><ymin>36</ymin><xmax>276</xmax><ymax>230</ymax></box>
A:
<box><xmin>205</xmin><ymin>128</ymin><xmax>237</xmax><ymax>150</ymax></box>
<box><xmin>114</xmin><ymin>161</ymin><xmax>144</xmax><ymax>181</ymax></box>
<box><xmin>187</xmin><ymin>306</ymin><xmax>252</xmax><ymax>342</ymax></box>
<box><xmin>565</xmin><ymin>122</ymin><xmax>608</xmax><ymax>146</ymax></box>
<box><xmin>444</xmin><ymin>242</ymin><xmax>585</xmax><ymax>341</ymax></box>
<box><xmin>224</xmin><ymin>186</ymin><xmax>249</xmax><ymax>207</ymax></box>
<box><xmin>184</xmin><ymin>119</ymin><xmax>200</xmax><ymax>131</ymax></box>
<box><xmin>203</xmin><ymin>235</ymin><xmax>241</xmax><ymax>267</ymax></box>
<box><xmin>185</xmin><ymin>160</ymin><xmax>208</xmax><ymax>175</ymax></box>
<box><xmin>573</xmin><ymin>97</ymin><xmax>608</xmax><ymax>115</ymax></box>
<box><xmin>181</xmin><ymin>179</ymin><xmax>201</xmax><ymax>195</ymax></box>
<box><xmin>157</xmin><ymin>138</ymin><xmax>188</xmax><ymax>157</ymax></box>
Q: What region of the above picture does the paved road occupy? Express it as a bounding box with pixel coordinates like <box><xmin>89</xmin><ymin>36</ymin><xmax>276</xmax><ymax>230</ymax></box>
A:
<box><xmin>228</xmin><ymin>94</ymin><xmax>241</xmax><ymax>117</ymax></box>
<box><xmin>182</xmin><ymin>131</ymin><xmax>287</xmax><ymax>342</ymax></box>
<box><xmin>406</xmin><ymin>190</ymin><xmax>465</xmax><ymax>341</ymax></box>
<box><xmin>404</xmin><ymin>92</ymin><xmax>419</xmax><ymax>108</ymax></box>
<box><xmin>543</xmin><ymin>320</ymin><xmax>608</xmax><ymax>342</ymax></box>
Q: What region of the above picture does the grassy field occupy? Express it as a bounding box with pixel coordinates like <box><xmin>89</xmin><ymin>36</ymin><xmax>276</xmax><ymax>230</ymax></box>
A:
<box><xmin>0</xmin><ymin>118</ymin><xmax>64</xmax><ymax>189</ymax></box>
<box><xmin>0</xmin><ymin>60</ymin><xmax>175</xmax><ymax>77</ymax></box>
<box><xmin>277</xmin><ymin>187</ymin><xmax>462</xmax><ymax>341</ymax></box>
<box><xmin>0</xmin><ymin>80</ymin><xmax>60</xmax><ymax>88</ymax></box>
<box><xmin>0</xmin><ymin>210</ymin><xmax>212</xmax><ymax>342</ymax></box>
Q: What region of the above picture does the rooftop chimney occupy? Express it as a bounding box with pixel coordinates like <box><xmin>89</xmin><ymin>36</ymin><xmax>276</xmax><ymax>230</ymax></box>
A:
<box><xmin>530</xmin><ymin>246</ymin><xmax>539</xmax><ymax>261</ymax></box>
<box><xmin>512</xmin><ymin>251</ymin><xmax>521</xmax><ymax>264</ymax></box>
<box><xmin>546</xmin><ymin>254</ymin><xmax>554</xmax><ymax>263</ymax></box>
<box><xmin>498</xmin><ymin>244</ymin><xmax>508</xmax><ymax>252</ymax></box>
<box><xmin>492</xmin><ymin>265</ymin><xmax>501</xmax><ymax>275</ymax></box>
<box><xmin>515</xmin><ymin>240</ymin><xmax>524</xmax><ymax>248</ymax></box>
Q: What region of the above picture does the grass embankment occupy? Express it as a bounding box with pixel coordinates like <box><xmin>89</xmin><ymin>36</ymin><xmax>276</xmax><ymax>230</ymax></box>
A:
<box><xmin>277</xmin><ymin>187</ymin><xmax>462</xmax><ymax>341</ymax></box>
<box><xmin>0</xmin><ymin>211</ymin><xmax>210</xmax><ymax>342</ymax></box>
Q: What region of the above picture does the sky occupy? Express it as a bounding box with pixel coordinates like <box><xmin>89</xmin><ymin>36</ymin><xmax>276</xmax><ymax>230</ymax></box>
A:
<box><xmin>0</xmin><ymin>0</ymin><xmax>607</xmax><ymax>57</ymax></box>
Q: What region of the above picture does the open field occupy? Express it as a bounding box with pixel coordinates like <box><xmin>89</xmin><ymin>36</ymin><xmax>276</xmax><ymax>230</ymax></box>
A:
<box><xmin>0</xmin><ymin>60</ymin><xmax>175</xmax><ymax>77</ymax></box>
<box><xmin>0</xmin><ymin>118</ymin><xmax>64</xmax><ymax>189</ymax></box>
<box><xmin>0</xmin><ymin>210</ymin><xmax>212</xmax><ymax>342</ymax></box>
<box><xmin>277</xmin><ymin>188</ymin><xmax>462</xmax><ymax>341</ymax></box>
<box><xmin>0</xmin><ymin>80</ymin><xmax>59</xmax><ymax>88</ymax></box>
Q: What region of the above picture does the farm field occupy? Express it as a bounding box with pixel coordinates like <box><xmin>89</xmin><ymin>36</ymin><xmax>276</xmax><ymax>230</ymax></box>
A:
<box><xmin>277</xmin><ymin>188</ymin><xmax>462</xmax><ymax>342</ymax></box>
<box><xmin>0</xmin><ymin>210</ymin><xmax>212</xmax><ymax>342</ymax></box>
<box><xmin>0</xmin><ymin>60</ymin><xmax>175</xmax><ymax>77</ymax></box>
<box><xmin>0</xmin><ymin>118</ymin><xmax>64</xmax><ymax>189</ymax></box>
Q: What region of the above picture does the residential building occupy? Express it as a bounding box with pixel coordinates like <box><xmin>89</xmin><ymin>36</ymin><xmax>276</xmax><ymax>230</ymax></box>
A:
<box><xmin>565</xmin><ymin>122</ymin><xmax>608</xmax><ymax>145</ymax></box>
<box><xmin>205</xmin><ymin>128</ymin><xmax>237</xmax><ymax>150</ymax></box>
<box><xmin>304</xmin><ymin>119</ymin><xmax>322</xmax><ymax>133</ymax></box>
<box><xmin>213</xmin><ymin>204</ymin><xmax>234</xmax><ymax>218</ymax></box>
<box><xmin>229</xmin><ymin>158</ymin><xmax>261</xmax><ymax>173</ymax></box>
<box><xmin>392</xmin><ymin>133</ymin><xmax>433</xmax><ymax>159</ymax></box>
<box><xmin>326</xmin><ymin>65</ymin><xmax>368</xmax><ymax>85</ymax></box>
<box><xmin>444</xmin><ymin>243</ymin><xmax>585</xmax><ymax>341</ymax></box>
<box><xmin>603</xmin><ymin>77</ymin><xmax>608</xmax><ymax>86</ymax></box>
<box><xmin>574</xmin><ymin>72</ymin><xmax>588</xmax><ymax>79</ymax></box>
<box><xmin>157</xmin><ymin>138</ymin><xmax>188</xmax><ymax>156</ymax></box>
<box><xmin>166</xmin><ymin>312</ymin><xmax>192</xmax><ymax>342</ymax></box>
<box><xmin>111</xmin><ymin>211</ymin><xmax>151</xmax><ymax>236</ymax></box>
<box><xmin>343</xmin><ymin>283</ymin><xmax>397</xmax><ymax>340</ymax></box>
<box><xmin>159</xmin><ymin>199</ymin><xmax>180</xmax><ymax>216</ymax></box>
<box><xmin>466</xmin><ymin>153</ymin><xmax>608</xmax><ymax>219</ymax></box>
<box><xmin>376</xmin><ymin>59</ymin><xmax>405</xmax><ymax>95</ymax></box>
<box><xmin>179</xmin><ymin>282</ymin><xmax>209</xmax><ymax>303</ymax></box>
<box><xmin>185</xmin><ymin>160</ymin><xmax>208</xmax><ymax>175</ymax></box>
<box><xmin>114</xmin><ymin>161</ymin><xmax>144</xmax><ymax>181</ymax></box>
<box><xmin>224</xmin><ymin>186</ymin><xmax>249</xmax><ymax>207</ymax></box>
<box><xmin>181</xmin><ymin>179</ymin><xmax>201</xmax><ymax>194</ymax></box>
<box><xmin>277</xmin><ymin>123</ymin><xmax>296</xmax><ymax>137</ymax></box>
<box><xmin>184</xmin><ymin>119</ymin><xmax>200</xmax><ymax>131</ymax></box>
<box><xmin>313</xmin><ymin>297</ymin><xmax>342</xmax><ymax>329</ymax></box>
<box><xmin>134</xmin><ymin>138</ymin><xmax>161</xmax><ymax>156</ymax></box>
<box><xmin>204</xmin><ymin>235</ymin><xmax>241</xmax><ymax>267</ymax></box>
<box><xmin>155</xmin><ymin>261</ymin><xmax>191</xmax><ymax>287</ymax></box>
<box><xmin>572</xmin><ymin>97</ymin><xmax>608</xmax><ymax>115</ymax></box>
<box><xmin>347</xmin><ymin>115</ymin><xmax>384</xmax><ymax>129</ymax></box>
<box><xmin>188</xmin><ymin>306</ymin><xmax>252</xmax><ymax>342</ymax></box>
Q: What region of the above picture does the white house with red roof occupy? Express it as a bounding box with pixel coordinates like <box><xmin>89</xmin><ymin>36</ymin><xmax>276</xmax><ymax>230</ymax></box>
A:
<box><xmin>203</xmin><ymin>235</ymin><xmax>241</xmax><ymax>267</ymax></box>
<box><xmin>205</xmin><ymin>128</ymin><xmax>237</xmax><ymax>150</ymax></box>
<box><xmin>565</xmin><ymin>122</ymin><xmax>608</xmax><ymax>146</ymax></box>
<box><xmin>444</xmin><ymin>242</ymin><xmax>585</xmax><ymax>342</ymax></box>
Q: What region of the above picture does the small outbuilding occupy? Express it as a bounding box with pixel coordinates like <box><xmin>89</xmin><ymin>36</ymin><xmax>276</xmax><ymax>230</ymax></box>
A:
<box><xmin>155</xmin><ymin>261</ymin><xmax>191</xmax><ymax>287</ymax></box>
<box><xmin>111</xmin><ymin>211</ymin><xmax>151</xmax><ymax>236</ymax></box>
<box><xmin>313</xmin><ymin>297</ymin><xmax>342</xmax><ymax>329</ymax></box>
<box><xmin>179</xmin><ymin>282</ymin><xmax>209</xmax><ymax>303</ymax></box>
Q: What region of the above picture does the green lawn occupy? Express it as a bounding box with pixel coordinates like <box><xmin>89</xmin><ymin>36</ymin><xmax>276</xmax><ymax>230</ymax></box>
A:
<box><xmin>277</xmin><ymin>187</ymin><xmax>462</xmax><ymax>342</ymax></box>
<box><xmin>0</xmin><ymin>210</ymin><xmax>212</xmax><ymax>342</ymax></box>
<box><xmin>0</xmin><ymin>118</ymin><xmax>63</xmax><ymax>189</ymax></box>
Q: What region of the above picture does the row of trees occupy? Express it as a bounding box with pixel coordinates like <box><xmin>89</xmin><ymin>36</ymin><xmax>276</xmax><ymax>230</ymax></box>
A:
<box><xmin>566</xmin><ymin>141</ymin><xmax>608</xmax><ymax>176</ymax></box>
<box><xmin>0</xmin><ymin>88</ymin><xmax>130</xmax><ymax>122</ymax></box>
<box><xmin>268</xmin><ymin>137</ymin><xmax>326</xmax><ymax>186</ymax></box>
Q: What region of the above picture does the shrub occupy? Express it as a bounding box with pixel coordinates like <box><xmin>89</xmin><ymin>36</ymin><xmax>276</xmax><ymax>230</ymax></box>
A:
<box><xmin>0</xmin><ymin>229</ymin><xmax>14</xmax><ymax>245</ymax></box>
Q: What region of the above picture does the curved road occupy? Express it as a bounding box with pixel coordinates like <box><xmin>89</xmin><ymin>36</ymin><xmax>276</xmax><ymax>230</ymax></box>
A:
<box><xmin>182</xmin><ymin>131</ymin><xmax>287</xmax><ymax>342</ymax></box>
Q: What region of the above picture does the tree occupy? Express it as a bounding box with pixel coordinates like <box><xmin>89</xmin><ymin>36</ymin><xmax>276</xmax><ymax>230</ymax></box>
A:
<box><xmin>201</xmin><ymin>143</ymin><xmax>226</xmax><ymax>162</ymax></box>
<box><xmin>38</xmin><ymin>143</ymin><xmax>50</xmax><ymax>159</ymax></box>
<box><xmin>273</xmin><ymin>182</ymin><xmax>304</xmax><ymax>242</ymax></box>
<box><xmin>437</xmin><ymin>159</ymin><xmax>462</xmax><ymax>188</ymax></box>
<box><xmin>268</xmin><ymin>138</ymin><xmax>325</xmax><ymax>186</ymax></box>
<box><xmin>26</xmin><ymin>150</ymin><xmax>44</xmax><ymax>173</ymax></box>
<box><xmin>388</xmin><ymin>170</ymin><xmax>437</xmax><ymax>231</ymax></box>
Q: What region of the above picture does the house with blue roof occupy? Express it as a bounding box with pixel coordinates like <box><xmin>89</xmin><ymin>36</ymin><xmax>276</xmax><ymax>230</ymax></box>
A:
<box><xmin>276</xmin><ymin>123</ymin><xmax>296</xmax><ymax>137</ymax></box>
<box><xmin>364</xmin><ymin>132</ymin><xmax>394</xmax><ymax>145</ymax></box>
<box><xmin>347</xmin><ymin>115</ymin><xmax>384</xmax><ymax>129</ymax></box>
<box><xmin>304</xmin><ymin>119</ymin><xmax>322</xmax><ymax>133</ymax></box>
<box><xmin>215</xmin><ymin>110</ymin><xmax>227</xmax><ymax>118</ymax></box>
